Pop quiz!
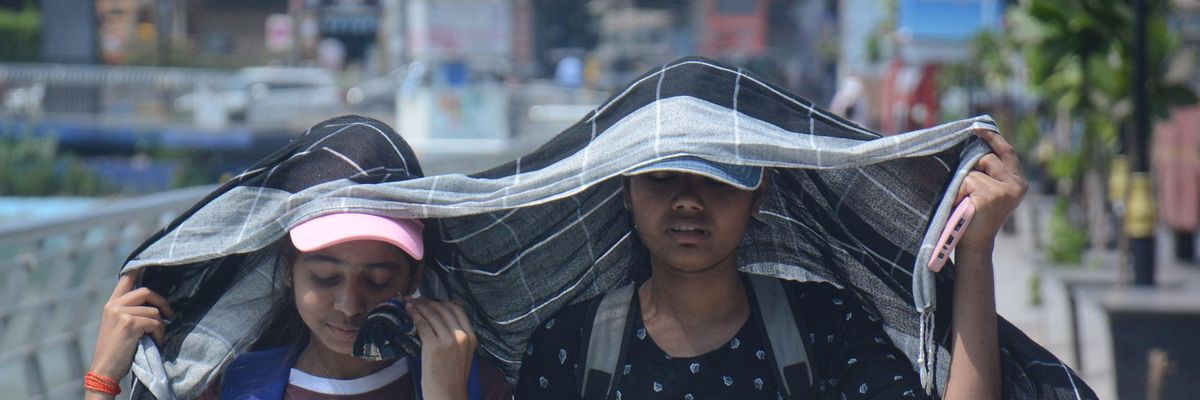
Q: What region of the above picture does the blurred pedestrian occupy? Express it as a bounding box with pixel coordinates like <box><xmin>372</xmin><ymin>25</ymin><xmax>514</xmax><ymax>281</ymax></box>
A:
<box><xmin>1153</xmin><ymin>105</ymin><xmax>1200</xmax><ymax>262</ymax></box>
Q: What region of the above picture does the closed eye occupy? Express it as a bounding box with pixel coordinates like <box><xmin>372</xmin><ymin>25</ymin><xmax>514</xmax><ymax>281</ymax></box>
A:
<box><xmin>311</xmin><ymin>274</ymin><xmax>340</xmax><ymax>286</ymax></box>
<box><xmin>365</xmin><ymin>277</ymin><xmax>393</xmax><ymax>290</ymax></box>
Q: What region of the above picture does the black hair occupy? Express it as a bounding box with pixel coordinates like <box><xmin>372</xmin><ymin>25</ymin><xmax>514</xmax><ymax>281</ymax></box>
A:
<box><xmin>250</xmin><ymin>238</ymin><xmax>308</xmax><ymax>352</ymax></box>
<box><xmin>620</xmin><ymin>176</ymin><xmax>654</xmax><ymax>283</ymax></box>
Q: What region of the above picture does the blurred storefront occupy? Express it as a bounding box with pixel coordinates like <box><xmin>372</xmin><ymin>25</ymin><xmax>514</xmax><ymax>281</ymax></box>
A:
<box><xmin>890</xmin><ymin>0</ymin><xmax>1002</xmax><ymax>132</ymax></box>
<box><xmin>397</xmin><ymin>0</ymin><xmax>513</xmax><ymax>145</ymax></box>
<box><xmin>584</xmin><ymin>0</ymin><xmax>837</xmax><ymax>99</ymax></box>
<box><xmin>839</xmin><ymin>0</ymin><xmax>1004</xmax><ymax>133</ymax></box>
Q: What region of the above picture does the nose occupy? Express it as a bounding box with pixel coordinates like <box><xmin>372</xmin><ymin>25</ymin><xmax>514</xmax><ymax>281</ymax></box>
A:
<box><xmin>333</xmin><ymin>281</ymin><xmax>367</xmax><ymax>318</ymax></box>
<box><xmin>671</xmin><ymin>176</ymin><xmax>706</xmax><ymax>212</ymax></box>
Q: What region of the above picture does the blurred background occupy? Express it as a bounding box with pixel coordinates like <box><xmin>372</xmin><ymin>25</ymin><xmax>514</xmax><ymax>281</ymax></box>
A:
<box><xmin>0</xmin><ymin>0</ymin><xmax>1198</xmax><ymax>399</ymax></box>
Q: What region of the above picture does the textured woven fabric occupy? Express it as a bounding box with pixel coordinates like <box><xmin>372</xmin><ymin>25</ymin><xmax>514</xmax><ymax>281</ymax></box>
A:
<box><xmin>354</xmin><ymin>299</ymin><xmax>421</xmax><ymax>361</ymax></box>
<box><xmin>125</xmin><ymin>57</ymin><xmax>1093</xmax><ymax>399</ymax></box>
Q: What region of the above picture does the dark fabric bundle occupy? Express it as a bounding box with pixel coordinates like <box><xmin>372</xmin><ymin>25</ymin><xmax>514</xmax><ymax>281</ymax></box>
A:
<box><xmin>354</xmin><ymin>299</ymin><xmax>421</xmax><ymax>361</ymax></box>
<box><xmin>125</xmin><ymin>57</ymin><xmax>1093</xmax><ymax>400</ymax></box>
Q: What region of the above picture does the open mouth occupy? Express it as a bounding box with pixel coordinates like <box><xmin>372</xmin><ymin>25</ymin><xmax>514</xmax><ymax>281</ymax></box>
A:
<box><xmin>667</xmin><ymin>225</ymin><xmax>709</xmax><ymax>242</ymax></box>
<box><xmin>669</xmin><ymin>225</ymin><xmax>705</xmax><ymax>233</ymax></box>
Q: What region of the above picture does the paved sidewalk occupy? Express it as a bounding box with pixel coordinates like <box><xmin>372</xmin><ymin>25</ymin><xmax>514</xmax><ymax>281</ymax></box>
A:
<box><xmin>992</xmin><ymin>199</ymin><xmax>1051</xmax><ymax>346</ymax></box>
<box><xmin>993</xmin><ymin>193</ymin><xmax>1117</xmax><ymax>398</ymax></box>
<box><xmin>995</xmin><ymin>192</ymin><xmax>1200</xmax><ymax>399</ymax></box>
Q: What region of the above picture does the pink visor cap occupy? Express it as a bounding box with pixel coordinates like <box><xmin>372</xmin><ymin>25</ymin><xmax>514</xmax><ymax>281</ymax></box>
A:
<box><xmin>289</xmin><ymin>212</ymin><xmax>425</xmax><ymax>260</ymax></box>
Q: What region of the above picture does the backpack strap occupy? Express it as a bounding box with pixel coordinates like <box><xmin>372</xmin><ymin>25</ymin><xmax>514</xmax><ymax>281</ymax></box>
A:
<box><xmin>219</xmin><ymin>347</ymin><xmax>296</xmax><ymax>400</ymax></box>
<box><xmin>748</xmin><ymin>274</ymin><xmax>816</xmax><ymax>399</ymax></box>
<box><xmin>578</xmin><ymin>282</ymin><xmax>636</xmax><ymax>400</ymax></box>
<box><xmin>466</xmin><ymin>358</ymin><xmax>482</xmax><ymax>400</ymax></box>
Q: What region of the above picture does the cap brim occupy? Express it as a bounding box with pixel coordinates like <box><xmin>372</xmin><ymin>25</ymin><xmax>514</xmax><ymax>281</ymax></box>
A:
<box><xmin>290</xmin><ymin>213</ymin><xmax>424</xmax><ymax>260</ymax></box>
<box><xmin>625</xmin><ymin>156</ymin><xmax>764</xmax><ymax>190</ymax></box>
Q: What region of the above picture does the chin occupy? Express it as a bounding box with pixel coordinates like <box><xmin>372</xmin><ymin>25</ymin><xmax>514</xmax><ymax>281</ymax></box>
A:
<box><xmin>659</xmin><ymin>256</ymin><xmax>726</xmax><ymax>273</ymax></box>
<box><xmin>326</xmin><ymin>342</ymin><xmax>355</xmax><ymax>356</ymax></box>
<box><xmin>318</xmin><ymin>336</ymin><xmax>356</xmax><ymax>355</ymax></box>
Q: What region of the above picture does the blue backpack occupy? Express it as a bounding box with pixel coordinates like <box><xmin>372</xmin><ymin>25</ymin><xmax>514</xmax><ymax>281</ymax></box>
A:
<box><xmin>219</xmin><ymin>346</ymin><xmax>483</xmax><ymax>399</ymax></box>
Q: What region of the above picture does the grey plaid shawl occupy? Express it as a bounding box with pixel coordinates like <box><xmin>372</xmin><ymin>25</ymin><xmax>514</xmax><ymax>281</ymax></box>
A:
<box><xmin>125</xmin><ymin>57</ymin><xmax>1094</xmax><ymax>399</ymax></box>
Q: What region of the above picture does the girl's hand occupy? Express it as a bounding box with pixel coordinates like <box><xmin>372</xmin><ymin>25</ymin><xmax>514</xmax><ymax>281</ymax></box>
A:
<box><xmin>955</xmin><ymin>129</ymin><xmax>1029</xmax><ymax>257</ymax></box>
<box><xmin>942</xmin><ymin>129</ymin><xmax>1016</xmax><ymax>400</ymax></box>
<box><xmin>406</xmin><ymin>297</ymin><xmax>477</xmax><ymax>400</ymax></box>
<box><xmin>90</xmin><ymin>270</ymin><xmax>174</xmax><ymax>381</ymax></box>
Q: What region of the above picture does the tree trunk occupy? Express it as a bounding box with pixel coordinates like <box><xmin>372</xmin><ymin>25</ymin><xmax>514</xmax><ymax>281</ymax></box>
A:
<box><xmin>1085</xmin><ymin>170</ymin><xmax>1110</xmax><ymax>252</ymax></box>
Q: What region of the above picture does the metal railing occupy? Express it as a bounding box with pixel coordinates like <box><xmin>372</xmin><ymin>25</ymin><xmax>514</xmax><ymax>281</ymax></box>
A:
<box><xmin>0</xmin><ymin>62</ymin><xmax>612</xmax><ymax>136</ymax></box>
<box><xmin>0</xmin><ymin>186</ymin><xmax>211</xmax><ymax>400</ymax></box>
<box><xmin>0</xmin><ymin>63</ymin><xmax>352</xmax><ymax>132</ymax></box>
<box><xmin>0</xmin><ymin>63</ymin><xmax>235</xmax><ymax>128</ymax></box>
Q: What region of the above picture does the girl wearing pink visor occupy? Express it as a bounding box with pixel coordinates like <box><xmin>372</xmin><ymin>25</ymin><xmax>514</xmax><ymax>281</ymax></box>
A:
<box><xmin>86</xmin><ymin>117</ymin><xmax>510</xmax><ymax>400</ymax></box>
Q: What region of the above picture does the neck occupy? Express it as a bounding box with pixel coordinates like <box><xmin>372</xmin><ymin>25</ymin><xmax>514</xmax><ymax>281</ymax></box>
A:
<box><xmin>640</xmin><ymin>254</ymin><xmax>748</xmax><ymax>328</ymax></box>
<box><xmin>295</xmin><ymin>338</ymin><xmax>393</xmax><ymax>379</ymax></box>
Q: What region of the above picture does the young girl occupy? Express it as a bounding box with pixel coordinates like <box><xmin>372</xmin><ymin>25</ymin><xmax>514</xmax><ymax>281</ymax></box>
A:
<box><xmin>516</xmin><ymin>128</ymin><xmax>1022</xmax><ymax>399</ymax></box>
<box><xmin>84</xmin><ymin>116</ymin><xmax>510</xmax><ymax>400</ymax></box>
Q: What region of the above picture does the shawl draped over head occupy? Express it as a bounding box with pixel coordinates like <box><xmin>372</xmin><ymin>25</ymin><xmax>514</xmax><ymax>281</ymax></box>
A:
<box><xmin>125</xmin><ymin>57</ymin><xmax>1095</xmax><ymax>399</ymax></box>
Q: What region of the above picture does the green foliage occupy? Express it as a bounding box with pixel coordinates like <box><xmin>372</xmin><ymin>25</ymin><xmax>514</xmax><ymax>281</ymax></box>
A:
<box><xmin>865</xmin><ymin>32</ymin><xmax>883</xmax><ymax>65</ymax></box>
<box><xmin>1013</xmin><ymin>115</ymin><xmax>1040</xmax><ymax>157</ymax></box>
<box><xmin>1047</xmin><ymin>150</ymin><xmax>1083</xmax><ymax>181</ymax></box>
<box><xmin>0</xmin><ymin>5</ymin><xmax>40</xmax><ymax>62</ymax></box>
<box><xmin>169</xmin><ymin>157</ymin><xmax>218</xmax><ymax>189</ymax></box>
<box><xmin>0</xmin><ymin>132</ymin><xmax>109</xmax><ymax>196</ymax></box>
<box><xmin>864</xmin><ymin>0</ymin><xmax>900</xmax><ymax>65</ymax></box>
<box><xmin>0</xmin><ymin>134</ymin><xmax>56</xmax><ymax>195</ymax></box>
<box><xmin>1012</xmin><ymin>0</ymin><xmax>1196</xmax><ymax>122</ymax></box>
<box><xmin>967</xmin><ymin>30</ymin><xmax>1016</xmax><ymax>91</ymax></box>
<box><xmin>1010</xmin><ymin>0</ymin><xmax>1197</xmax><ymax>256</ymax></box>
<box><xmin>1047</xmin><ymin>198</ymin><xmax>1088</xmax><ymax>264</ymax></box>
<box><xmin>144</xmin><ymin>146</ymin><xmax>220</xmax><ymax>189</ymax></box>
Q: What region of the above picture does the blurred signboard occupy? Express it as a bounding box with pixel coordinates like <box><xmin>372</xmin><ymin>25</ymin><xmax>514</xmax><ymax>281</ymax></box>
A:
<box><xmin>899</xmin><ymin>0</ymin><xmax>1001</xmax><ymax>40</ymax></box>
<box><xmin>398</xmin><ymin>76</ymin><xmax>509</xmax><ymax>144</ymax></box>
<box><xmin>700</xmin><ymin>0</ymin><xmax>768</xmax><ymax>57</ymax></box>
<box><xmin>408</xmin><ymin>0</ymin><xmax>512</xmax><ymax>58</ymax></box>
<box><xmin>898</xmin><ymin>0</ymin><xmax>1003</xmax><ymax>62</ymax></box>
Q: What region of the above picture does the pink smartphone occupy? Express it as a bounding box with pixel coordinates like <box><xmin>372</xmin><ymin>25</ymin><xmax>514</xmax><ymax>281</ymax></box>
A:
<box><xmin>928</xmin><ymin>196</ymin><xmax>976</xmax><ymax>273</ymax></box>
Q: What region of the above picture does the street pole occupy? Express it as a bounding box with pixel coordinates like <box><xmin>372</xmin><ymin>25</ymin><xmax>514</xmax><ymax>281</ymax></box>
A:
<box><xmin>157</xmin><ymin>0</ymin><xmax>173</xmax><ymax>65</ymax></box>
<box><xmin>1127</xmin><ymin>0</ymin><xmax>1155</xmax><ymax>285</ymax></box>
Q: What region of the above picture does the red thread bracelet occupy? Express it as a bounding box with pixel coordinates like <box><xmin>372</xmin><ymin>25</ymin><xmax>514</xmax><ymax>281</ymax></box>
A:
<box><xmin>84</xmin><ymin>378</ymin><xmax>119</xmax><ymax>396</ymax></box>
<box><xmin>84</xmin><ymin>372</ymin><xmax>121</xmax><ymax>396</ymax></box>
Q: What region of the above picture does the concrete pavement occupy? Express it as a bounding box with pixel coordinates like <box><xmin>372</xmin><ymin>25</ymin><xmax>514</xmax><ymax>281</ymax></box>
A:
<box><xmin>998</xmin><ymin>191</ymin><xmax>1200</xmax><ymax>399</ymax></box>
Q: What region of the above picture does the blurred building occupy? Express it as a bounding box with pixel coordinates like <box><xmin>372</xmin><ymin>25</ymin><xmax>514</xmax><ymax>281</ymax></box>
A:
<box><xmin>1176</xmin><ymin>0</ymin><xmax>1200</xmax><ymax>86</ymax></box>
<box><xmin>190</xmin><ymin>0</ymin><xmax>287</xmax><ymax>64</ymax></box>
<box><xmin>838</xmin><ymin>0</ymin><xmax>1003</xmax><ymax>132</ymax></box>
<box><xmin>581</xmin><ymin>0</ymin><xmax>838</xmax><ymax>100</ymax></box>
